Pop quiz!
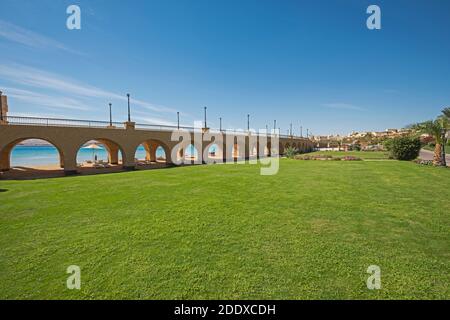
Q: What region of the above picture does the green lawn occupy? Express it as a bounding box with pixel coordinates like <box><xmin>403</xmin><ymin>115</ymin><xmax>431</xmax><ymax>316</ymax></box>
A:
<box><xmin>307</xmin><ymin>150</ymin><xmax>390</xmax><ymax>159</ymax></box>
<box><xmin>1</xmin><ymin>159</ymin><xmax>449</xmax><ymax>299</ymax></box>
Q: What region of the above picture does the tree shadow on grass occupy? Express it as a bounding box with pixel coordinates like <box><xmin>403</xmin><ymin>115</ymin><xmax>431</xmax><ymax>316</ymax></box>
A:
<box><xmin>0</xmin><ymin>189</ymin><xmax>8</xmax><ymax>192</ymax></box>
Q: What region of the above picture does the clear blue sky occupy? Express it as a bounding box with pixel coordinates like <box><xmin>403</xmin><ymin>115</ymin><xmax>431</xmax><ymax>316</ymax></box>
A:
<box><xmin>1</xmin><ymin>0</ymin><xmax>449</xmax><ymax>135</ymax></box>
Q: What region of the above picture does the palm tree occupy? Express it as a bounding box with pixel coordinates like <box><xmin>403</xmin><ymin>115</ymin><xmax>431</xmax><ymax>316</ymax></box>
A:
<box><xmin>412</xmin><ymin>118</ymin><xmax>447</xmax><ymax>166</ymax></box>
<box><xmin>442</xmin><ymin>107</ymin><xmax>450</xmax><ymax>119</ymax></box>
<box><xmin>441</xmin><ymin>107</ymin><xmax>450</xmax><ymax>164</ymax></box>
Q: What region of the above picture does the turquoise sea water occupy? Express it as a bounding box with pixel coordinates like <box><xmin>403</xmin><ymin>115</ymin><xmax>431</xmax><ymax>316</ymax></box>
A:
<box><xmin>9</xmin><ymin>144</ymin><xmax>204</xmax><ymax>167</ymax></box>
<box><xmin>10</xmin><ymin>145</ymin><xmax>163</xmax><ymax>167</ymax></box>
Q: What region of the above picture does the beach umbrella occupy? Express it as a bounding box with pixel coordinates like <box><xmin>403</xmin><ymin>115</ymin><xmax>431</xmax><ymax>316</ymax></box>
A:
<box><xmin>83</xmin><ymin>143</ymin><xmax>103</xmax><ymax>162</ymax></box>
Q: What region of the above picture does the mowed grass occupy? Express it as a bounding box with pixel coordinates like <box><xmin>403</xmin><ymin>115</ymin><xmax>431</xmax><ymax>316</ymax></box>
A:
<box><xmin>307</xmin><ymin>150</ymin><xmax>390</xmax><ymax>159</ymax></box>
<box><xmin>0</xmin><ymin>159</ymin><xmax>449</xmax><ymax>299</ymax></box>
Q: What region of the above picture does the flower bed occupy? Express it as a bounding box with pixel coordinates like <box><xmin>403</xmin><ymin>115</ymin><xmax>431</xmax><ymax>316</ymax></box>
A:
<box><xmin>294</xmin><ymin>155</ymin><xmax>362</xmax><ymax>161</ymax></box>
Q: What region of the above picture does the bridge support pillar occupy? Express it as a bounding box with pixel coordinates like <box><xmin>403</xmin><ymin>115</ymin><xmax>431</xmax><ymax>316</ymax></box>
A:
<box><xmin>149</xmin><ymin>147</ymin><xmax>156</xmax><ymax>162</ymax></box>
<box><xmin>62</xmin><ymin>148</ymin><xmax>78</xmax><ymax>175</ymax></box>
<box><xmin>108</xmin><ymin>145</ymin><xmax>119</xmax><ymax>165</ymax></box>
<box><xmin>0</xmin><ymin>143</ymin><xmax>11</xmax><ymax>171</ymax></box>
<box><xmin>165</xmin><ymin>149</ymin><xmax>173</xmax><ymax>165</ymax></box>
<box><xmin>0</xmin><ymin>158</ymin><xmax>10</xmax><ymax>171</ymax></box>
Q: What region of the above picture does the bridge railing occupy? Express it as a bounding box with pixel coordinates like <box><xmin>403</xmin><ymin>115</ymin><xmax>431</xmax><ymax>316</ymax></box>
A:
<box><xmin>3</xmin><ymin>115</ymin><xmax>303</xmax><ymax>139</ymax></box>
<box><xmin>3</xmin><ymin>116</ymin><xmax>125</xmax><ymax>129</ymax></box>
<box><xmin>135</xmin><ymin>123</ymin><xmax>195</xmax><ymax>132</ymax></box>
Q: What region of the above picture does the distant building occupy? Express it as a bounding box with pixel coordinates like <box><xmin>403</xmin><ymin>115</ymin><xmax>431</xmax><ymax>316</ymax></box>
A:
<box><xmin>348</xmin><ymin>128</ymin><xmax>411</xmax><ymax>139</ymax></box>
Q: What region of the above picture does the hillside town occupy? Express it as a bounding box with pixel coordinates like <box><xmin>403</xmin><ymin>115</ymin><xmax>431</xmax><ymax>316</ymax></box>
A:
<box><xmin>310</xmin><ymin>128</ymin><xmax>433</xmax><ymax>151</ymax></box>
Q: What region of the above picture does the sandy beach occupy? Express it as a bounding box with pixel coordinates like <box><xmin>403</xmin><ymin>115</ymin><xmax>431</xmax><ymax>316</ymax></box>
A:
<box><xmin>0</xmin><ymin>161</ymin><xmax>172</xmax><ymax>180</ymax></box>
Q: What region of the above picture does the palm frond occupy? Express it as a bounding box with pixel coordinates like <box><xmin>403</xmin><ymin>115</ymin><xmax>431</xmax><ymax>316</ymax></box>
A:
<box><xmin>442</xmin><ymin>107</ymin><xmax>450</xmax><ymax>119</ymax></box>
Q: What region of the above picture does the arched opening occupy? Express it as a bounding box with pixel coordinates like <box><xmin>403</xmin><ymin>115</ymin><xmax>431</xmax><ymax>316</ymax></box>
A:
<box><xmin>76</xmin><ymin>139</ymin><xmax>123</xmax><ymax>169</ymax></box>
<box><xmin>1</xmin><ymin>138</ymin><xmax>64</xmax><ymax>172</ymax></box>
<box><xmin>135</xmin><ymin>144</ymin><xmax>148</xmax><ymax>162</ymax></box>
<box><xmin>184</xmin><ymin>144</ymin><xmax>199</xmax><ymax>162</ymax></box>
<box><xmin>156</xmin><ymin>146</ymin><xmax>167</xmax><ymax>162</ymax></box>
<box><xmin>204</xmin><ymin>143</ymin><xmax>223</xmax><ymax>163</ymax></box>
<box><xmin>134</xmin><ymin>139</ymin><xmax>170</xmax><ymax>167</ymax></box>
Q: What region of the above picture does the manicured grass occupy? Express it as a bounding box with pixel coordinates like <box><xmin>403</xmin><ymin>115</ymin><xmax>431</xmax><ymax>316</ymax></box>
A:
<box><xmin>0</xmin><ymin>159</ymin><xmax>449</xmax><ymax>299</ymax></box>
<box><xmin>307</xmin><ymin>150</ymin><xmax>390</xmax><ymax>159</ymax></box>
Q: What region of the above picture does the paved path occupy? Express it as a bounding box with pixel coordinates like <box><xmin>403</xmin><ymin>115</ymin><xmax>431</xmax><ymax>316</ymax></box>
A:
<box><xmin>419</xmin><ymin>149</ymin><xmax>450</xmax><ymax>166</ymax></box>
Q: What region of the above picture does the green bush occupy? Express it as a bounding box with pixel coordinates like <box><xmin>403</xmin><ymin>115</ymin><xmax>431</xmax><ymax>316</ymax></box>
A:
<box><xmin>285</xmin><ymin>146</ymin><xmax>299</xmax><ymax>159</ymax></box>
<box><xmin>383</xmin><ymin>139</ymin><xmax>394</xmax><ymax>151</ymax></box>
<box><xmin>389</xmin><ymin>136</ymin><xmax>421</xmax><ymax>160</ymax></box>
<box><xmin>349</xmin><ymin>144</ymin><xmax>361</xmax><ymax>151</ymax></box>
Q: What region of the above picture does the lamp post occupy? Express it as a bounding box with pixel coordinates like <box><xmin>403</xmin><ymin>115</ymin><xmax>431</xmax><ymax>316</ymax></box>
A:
<box><xmin>204</xmin><ymin>106</ymin><xmax>207</xmax><ymax>129</ymax></box>
<box><xmin>0</xmin><ymin>90</ymin><xmax>3</xmax><ymax>121</ymax></box>
<box><xmin>290</xmin><ymin>123</ymin><xmax>293</xmax><ymax>136</ymax></box>
<box><xmin>127</xmin><ymin>93</ymin><xmax>131</xmax><ymax>122</ymax></box>
<box><xmin>266</xmin><ymin>124</ymin><xmax>268</xmax><ymax>133</ymax></box>
<box><xmin>219</xmin><ymin>117</ymin><xmax>222</xmax><ymax>131</ymax></box>
<box><xmin>274</xmin><ymin>120</ymin><xmax>276</xmax><ymax>133</ymax></box>
<box><xmin>177</xmin><ymin>112</ymin><xmax>180</xmax><ymax>130</ymax></box>
<box><xmin>247</xmin><ymin>114</ymin><xmax>250</xmax><ymax>131</ymax></box>
<box><xmin>109</xmin><ymin>103</ymin><xmax>112</xmax><ymax>126</ymax></box>
<box><xmin>307</xmin><ymin>128</ymin><xmax>309</xmax><ymax>138</ymax></box>
<box><xmin>300</xmin><ymin>126</ymin><xmax>303</xmax><ymax>137</ymax></box>
<box><xmin>442</xmin><ymin>128</ymin><xmax>447</xmax><ymax>166</ymax></box>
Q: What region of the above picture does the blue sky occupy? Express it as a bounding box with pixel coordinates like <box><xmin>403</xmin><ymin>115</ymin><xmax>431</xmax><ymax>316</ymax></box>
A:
<box><xmin>0</xmin><ymin>0</ymin><xmax>449</xmax><ymax>135</ymax></box>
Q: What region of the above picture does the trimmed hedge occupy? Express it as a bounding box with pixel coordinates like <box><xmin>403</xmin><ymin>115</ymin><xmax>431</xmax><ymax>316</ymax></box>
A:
<box><xmin>389</xmin><ymin>136</ymin><xmax>421</xmax><ymax>160</ymax></box>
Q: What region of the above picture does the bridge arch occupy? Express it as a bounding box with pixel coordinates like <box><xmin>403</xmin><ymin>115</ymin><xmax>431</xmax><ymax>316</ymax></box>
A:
<box><xmin>183</xmin><ymin>143</ymin><xmax>200</xmax><ymax>163</ymax></box>
<box><xmin>134</xmin><ymin>139</ymin><xmax>171</xmax><ymax>164</ymax></box>
<box><xmin>75</xmin><ymin>138</ymin><xmax>126</xmax><ymax>168</ymax></box>
<box><xmin>0</xmin><ymin>137</ymin><xmax>65</xmax><ymax>171</ymax></box>
<box><xmin>203</xmin><ymin>142</ymin><xmax>223</xmax><ymax>163</ymax></box>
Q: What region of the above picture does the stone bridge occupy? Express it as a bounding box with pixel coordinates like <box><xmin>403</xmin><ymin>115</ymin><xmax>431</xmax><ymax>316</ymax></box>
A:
<box><xmin>0</xmin><ymin>116</ymin><xmax>314</xmax><ymax>175</ymax></box>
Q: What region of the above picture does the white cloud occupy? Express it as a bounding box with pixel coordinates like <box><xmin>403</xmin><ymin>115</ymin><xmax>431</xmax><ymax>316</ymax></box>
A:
<box><xmin>1</xmin><ymin>86</ymin><xmax>89</xmax><ymax>111</ymax></box>
<box><xmin>0</xmin><ymin>63</ymin><xmax>177</xmax><ymax>114</ymax></box>
<box><xmin>133</xmin><ymin>110</ymin><xmax>186</xmax><ymax>127</ymax></box>
<box><xmin>0</xmin><ymin>19</ymin><xmax>82</xmax><ymax>55</ymax></box>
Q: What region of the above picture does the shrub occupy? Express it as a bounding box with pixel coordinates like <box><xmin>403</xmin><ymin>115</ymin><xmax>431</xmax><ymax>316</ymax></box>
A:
<box><xmin>349</xmin><ymin>144</ymin><xmax>361</xmax><ymax>151</ymax></box>
<box><xmin>389</xmin><ymin>136</ymin><xmax>421</xmax><ymax>161</ymax></box>
<box><xmin>383</xmin><ymin>139</ymin><xmax>392</xmax><ymax>151</ymax></box>
<box><xmin>285</xmin><ymin>146</ymin><xmax>299</xmax><ymax>159</ymax></box>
